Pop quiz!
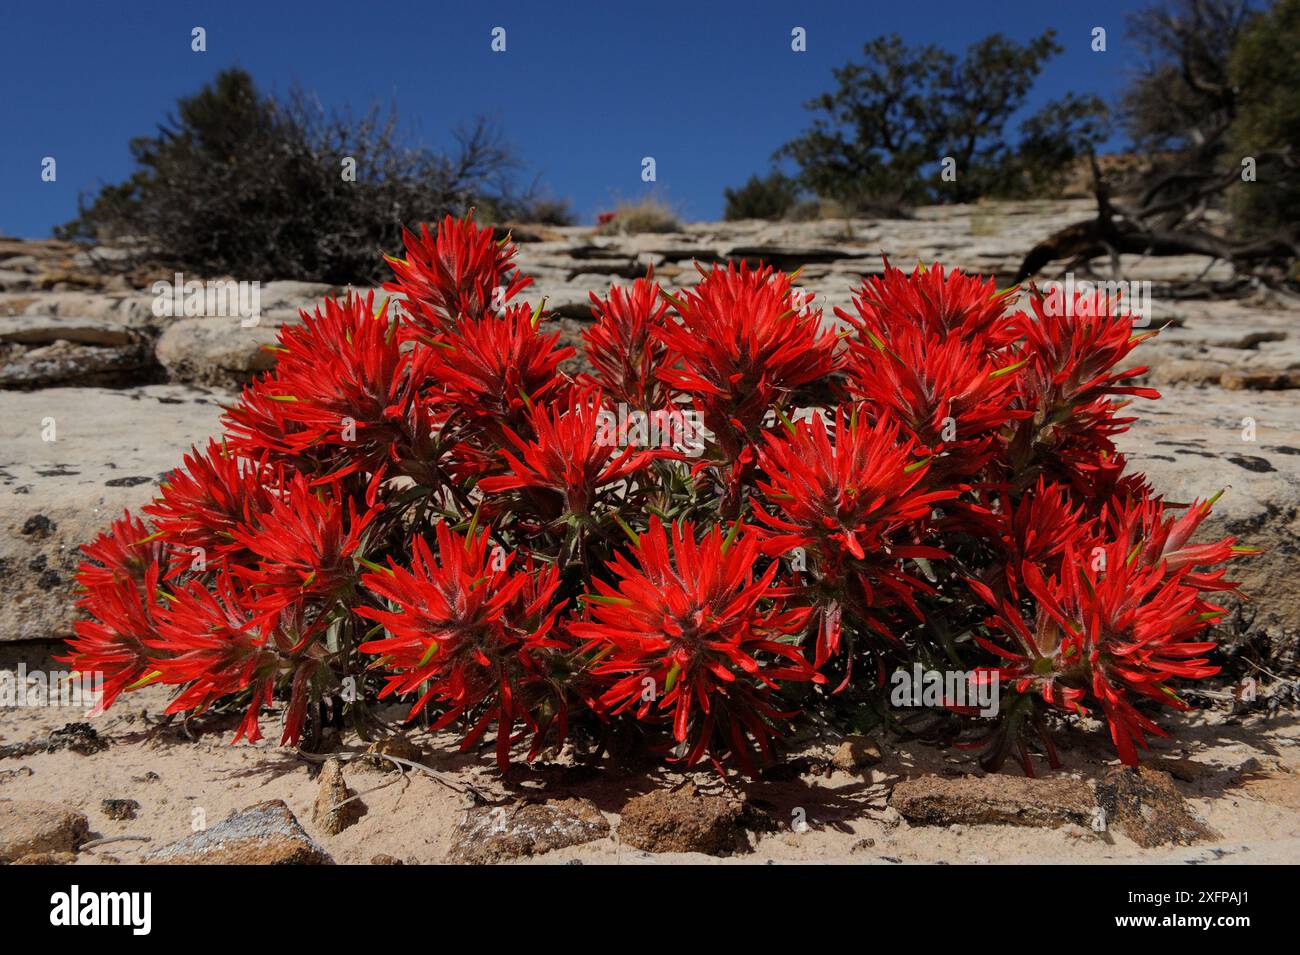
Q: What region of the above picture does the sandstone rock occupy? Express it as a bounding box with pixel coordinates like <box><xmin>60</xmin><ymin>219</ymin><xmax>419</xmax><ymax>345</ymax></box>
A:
<box><xmin>312</xmin><ymin>757</ymin><xmax>364</xmax><ymax>835</ymax></box>
<box><xmin>617</xmin><ymin>783</ymin><xmax>751</xmax><ymax>855</ymax></box>
<box><xmin>13</xmin><ymin>290</ymin><xmax>154</xmax><ymax>324</ymax></box>
<box><xmin>0</xmin><ymin>385</ymin><xmax>226</xmax><ymax>641</ymax></box>
<box><xmin>0</xmin><ymin>270</ymin><xmax>36</xmax><ymax>293</ymax></box>
<box><xmin>0</xmin><ymin>339</ymin><xmax>155</xmax><ymax>389</ymax></box>
<box><xmin>1145</xmin><ymin>358</ymin><xmax>1229</xmax><ymax>387</ymax></box>
<box><xmin>1115</xmin><ymin>384</ymin><xmax>1300</xmax><ymax>657</ymax></box>
<box><xmin>0</xmin><ymin>315</ymin><xmax>133</xmax><ymax>347</ymax></box>
<box><xmin>1142</xmin><ymin>756</ymin><xmax>1220</xmax><ymax>782</ymax></box>
<box><xmin>1220</xmin><ymin>369</ymin><xmax>1300</xmax><ymax>391</ymax></box>
<box><xmin>255</xmin><ymin>280</ymin><xmax>341</xmax><ymax>311</ymax></box>
<box><xmin>0</xmin><ymin>800</ymin><xmax>90</xmax><ymax>862</ymax></box>
<box><xmin>890</xmin><ymin>774</ymin><xmax>1095</xmax><ymax>828</ymax></box>
<box><xmin>725</xmin><ymin>245</ymin><xmax>866</xmax><ymax>271</ymax></box>
<box><xmin>370</xmin><ymin>853</ymin><xmax>404</xmax><ymax>865</ymax></box>
<box><xmin>146</xmin><ymin>800</ymin><xmax>332</xmax><ymax>864</ymax></box>
<box><xmin>831</xmin><ymin>735</ymin><xmax>883</xmax><ymax>773</ymax></box>
<box><xmin>447</xmin><ymin>798</ymin><xmax>609</xmax><ymax>863</ymax></box>
<box><xmin>155</xmin><ymin>318</ymin><xmax>280</xmax><ymax>388</ymax></box>
<box><xmin>1095</xmin><ymin>766</ymin><xmax>1215</xmax><ymax>847</ymax></box>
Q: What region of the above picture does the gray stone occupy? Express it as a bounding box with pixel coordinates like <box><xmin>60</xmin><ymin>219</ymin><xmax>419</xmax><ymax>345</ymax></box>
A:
<box><xmin>0</xmin><ymin>315</ymin><xmax>133</xmax><ymax>347</ymax></box>
<box><xmin>1095</xmin><ymin>766</ymin><xmax>1215</xmax><ymax>847</ymax></box>
<box><xmin>447</xmin><ymin>798</ymin><xmax>609</xmax><ymax>863</ymax></box>
<box><xmin>155</xmin><ymin>318</ymin><xmax>280</xmax><ymax>388</ymax></box>
<box><xmin>146</xmin><ymin>800</ymin><xmax>332</xmax><ymax>864</ymax></box>
<box><xmin>1</xmin><ymin>339</ymin><xmax>154</xmax><ymax>389</ymax></box>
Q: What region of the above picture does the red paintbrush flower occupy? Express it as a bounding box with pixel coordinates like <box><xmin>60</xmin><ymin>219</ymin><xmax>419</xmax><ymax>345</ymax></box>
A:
<box><xmin>60</xmin><ymin>211</ymin><xmax>1259</xmax><ymax>778</ymax></box>
<box><xmin>845</xmin><ymin>320</ymin><xmax>1028</xmax><ymax>475</ymax></box>
<box><xmin>1010</xmin><ymin>288</ymin><xmax>1160</xmax><ymax>458</ymax></box>
<box><xmin>754</xmin><ymin>410</ymin><xmax>954</xmax><ymax>666</ymax></box>
<box><xmin>358</xmin><ymin>522</ymin><xmax>569</xmax><ymax>768</ymax></box>
<box><xmin>150</xmin><ymin>571</ymin><xmax>323</xmax><ymax>744</ymax></box>
<box><xmin>384</xmin><ymin>211</ymin><xmax>533</xmax><ymax>339</ymax></box>
<box><xmin>260</xmin><ymin>292</ymin><xmax>439</xmax><ymax>490</ymax></box>
<box><xmin>582</xmin><ymin>270</ymin><xmax>676</xmax><ymax>412</ymax></box>
<box><xmin>222</xmin><ymin>376</ymin><xmax>314</xmax><ymax>468</ymax></box>
<box><xmin>77</xmin><ymin>511</ymin><xmax>170</xmax><ymax>590</ymax></box>
<box><xmin>836</xmin><ymin>261</ymin><xmax>1015</xmax><ymax>345</ymax></box>
<box><xmin>231</xmin><ymin>475</ymin><xmax>381</xmax><ymax>617</ymax></box>
<box><xmin>571</xmin><ymin>516</ymin><xmax>820</xmax><ymax>772</ymax></box>
<box><xmin>143</xmin><ymin>441</ymin><xmax>282</xmax><ymax>577</ymax></box>
<box><xmin>656</xmin><ymin>262</ymin><xmax>838</xmax><ymax>467</ymax></box>
<box><xmin>479</xmin><ymin>389</ymin><xmax>666</xmax><ymax>518</ymax></box>
<box><xmin>992</xmin><ymin>478</ymin><xmax>1091</xmax><ymax>593</ymax></box>
<box><xmin>1106</xmin><ymin>489</ymin><xmax>1250</xmax><ymax>591</ymax></box>
<box><xmin>59</xmin><ymin>565</ymin><xmax>162</xmax><ymax>713</ymax></box>
<box><xmin>975</xmin><ymin>532</ymin><xmax>1229</xmax><ymax>766</ymax></box>
<box><xmin>427</xmin><ymin>302</ymin><xmax>574</xmax><ymax>443</ymax></box>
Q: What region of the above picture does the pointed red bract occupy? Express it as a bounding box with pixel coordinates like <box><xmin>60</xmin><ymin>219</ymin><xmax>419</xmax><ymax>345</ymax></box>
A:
<box><xmin>384</xmin><ymin>211</ymin><xmax>532</xmax><ymax>339</ymax></box>
<box><xmin>572</xmin><ymin>517</ymin><xmax>820</xmax><ymax>772</ymax></box>
<box><xmin>358</xmin><ymin>522</ymin><xmax>569</xmax><ymax>768</ymax></box>
<box><xmin>583</xmin><ymin>271</ymin><xmax>676</xmax><ymax>412</ymax></box>
<box><xmin>656</xmin><ymin>262</ymin><xmax>838</xmax><ymax>468</ymax></box>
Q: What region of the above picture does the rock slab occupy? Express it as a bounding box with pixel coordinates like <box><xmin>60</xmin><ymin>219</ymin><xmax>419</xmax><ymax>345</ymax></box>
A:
<box><xmin>890</xmin><ymin>774</ymin><xmax>1095</xmax><ymax>828</ymax></box>
<box><xmin>617</xmin><ymin>783</ymin><xmax>752</xmax><ymax>855</ymax></box>
<box><xmin>145</xmin><ymin>800</ymin><xmax>332</xmax><ymax>864</ymax></box>
<box><xmin>447</xmin><ymin>798</ymin><xmax>609</xmax><ymax>864</ymax></box>
<box><xmin>1095</xmin><ymin>766</ymin><xmax>1215</xmax><ymax>847</ymax></box>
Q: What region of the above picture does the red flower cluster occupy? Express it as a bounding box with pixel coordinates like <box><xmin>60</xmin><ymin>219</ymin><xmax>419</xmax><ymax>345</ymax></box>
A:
<box><xmin>66</xmin><ymin>215</ymin><xmax>1248</xmax><ymax>776</ymax></box>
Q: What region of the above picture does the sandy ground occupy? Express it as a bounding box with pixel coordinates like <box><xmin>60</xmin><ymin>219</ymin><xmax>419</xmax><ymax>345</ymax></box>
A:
<box><xmin>2</xmin><ymin>674</ymin><xmax>1298</xmax><ymax>866</ymax></box>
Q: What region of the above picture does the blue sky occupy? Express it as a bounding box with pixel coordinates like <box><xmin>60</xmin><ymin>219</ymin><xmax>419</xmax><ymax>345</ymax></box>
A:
<box><xmin>1</xmin><ymin>0</ymin><xmax>1149</xmax><ymax>237</ymax></box>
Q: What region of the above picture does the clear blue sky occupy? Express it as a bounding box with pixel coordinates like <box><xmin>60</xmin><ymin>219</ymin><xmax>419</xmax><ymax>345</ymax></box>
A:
<box><xmin>1</xmin><ymin>0</ymin><xmax>1149</xmax><ymax>237</ymax></box>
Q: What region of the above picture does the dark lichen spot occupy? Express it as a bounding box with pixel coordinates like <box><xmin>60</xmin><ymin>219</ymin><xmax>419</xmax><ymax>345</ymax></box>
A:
<box><xmin>1227</xmin><ymin>455</ymin><xmax>1275</xmax><ymax>473</ymax></box>
<box><xmin>105</xmin><ymin>476</ymin><xmax>152</xmax><ymax>487</ymax></box>
<box><xmin>21</xmin><ymin>514</ymin><xmax>56</xmax><ymax>537</ymax></box>
<box><xmin>37</xmin><ymin>569</ymin><xmax>62</xmax><ymax>590</ymax></box>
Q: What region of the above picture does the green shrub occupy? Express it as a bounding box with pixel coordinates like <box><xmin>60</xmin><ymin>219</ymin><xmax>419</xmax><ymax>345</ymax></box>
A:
<box><xmin>1227</xmin><ymin>0</ymin><xmax>1300</xmax><ymax>236</ymax></box>
<box><xmin>723</xmin><ymin>171</ymin><xmax>802</xmax><ymax>220</ymax></box>
<box><xmin>57</xmin><ymin>69</ymin><xmax>533</xmax><ymax>284</ymax></box>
